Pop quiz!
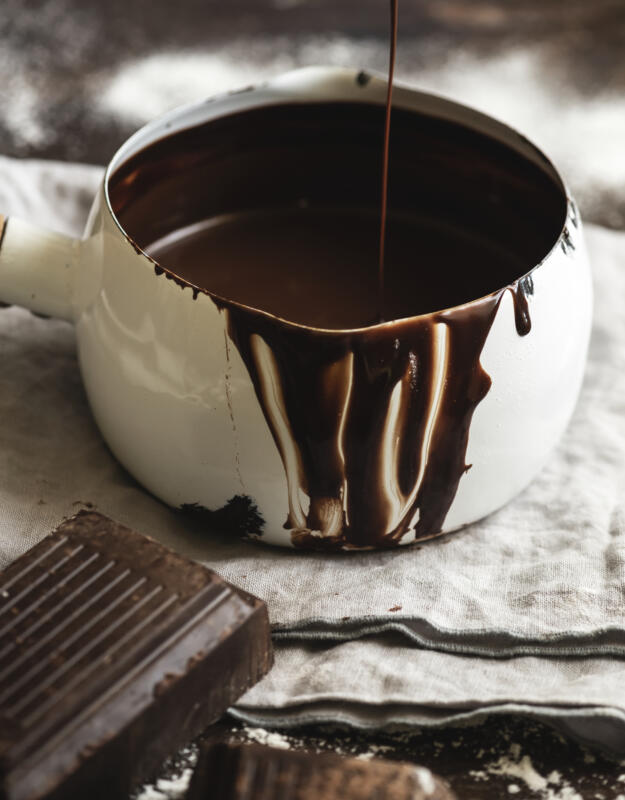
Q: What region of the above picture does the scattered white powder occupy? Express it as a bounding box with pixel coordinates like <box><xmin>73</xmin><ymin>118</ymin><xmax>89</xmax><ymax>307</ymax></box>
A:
<box><xmin>95</xmin><ymin>36</ymin><xmax>383</xmax><ymax>124</ymax></box>
<box><xmin>241</xmin><ymin>726</ymin><xmax>294</xmax><ymax>750</ymax></box>
<box><xmin>0</xmin><ymin>71</ymin><xmax>51</xmax><ymax>149</ymax></box>
<box><xmin>239</xmin><ymin>725</ymin><xmax>430</xmax><ymax>764</ymax></box>
<box><xmin>477</xmin><ymin>755</ymin><xmax>548</xmax><ymax>792</ymax></box>
<box><xmin>134</xmin><ymin>769</ymin><xmax>192</xmax><ymax>800</ymax></box>
<box><xmin>134</xmin><ymin>746</ymin><xmax>197</xmax><ymax>800</ymax></box>
<box><xmin>132</xmin><ymin>729</ymin><xmax>600</xmax><ymax>799</ymax></box>
<box><xmin>98</xmin><ymin>50</ymin><xmax>287</xmax><ymax>125</ymax></box>
<box><xmin>0</xmin><ymin>1</ymin><xmax>99</xmax><ymax>151</ymax></box>
<box><xmin>239</xmin><ymin>725</ymin><xmax>371</xmax><ymax>758</ymax></box>
<box><xmin>471</xmin><ymin>743</ymin><xmax>584</xmax><ymax>800</ymax></box>
<box><xmin>364</xmin><ymin>742</ymin><xmax>395</xmax><ymax>756</ymax></box>
<box><xmin>135</xmin><ymin>790</ymin><xmax>167</xmax><ymax>800</ymax></box>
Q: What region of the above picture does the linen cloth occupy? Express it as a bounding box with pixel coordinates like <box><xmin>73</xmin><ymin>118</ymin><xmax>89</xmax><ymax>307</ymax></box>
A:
<box><xmin>2</xmin><ymin>156</ymin><xmax>625</xmax><ymax>751</ymax></box>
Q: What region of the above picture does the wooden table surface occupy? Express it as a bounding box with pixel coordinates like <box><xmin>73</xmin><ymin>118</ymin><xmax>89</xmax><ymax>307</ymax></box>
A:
<box><xmin>3</xmin><ymin>2</ymin><xmax>625</xmax><ymax>797</ymax></box>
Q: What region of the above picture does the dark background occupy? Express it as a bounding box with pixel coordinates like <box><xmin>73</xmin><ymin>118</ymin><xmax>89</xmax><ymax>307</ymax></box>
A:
<box><xmin>3</xmin><ymin>2</ymin><xmax>625</xmax><ymax>797</ymax></box>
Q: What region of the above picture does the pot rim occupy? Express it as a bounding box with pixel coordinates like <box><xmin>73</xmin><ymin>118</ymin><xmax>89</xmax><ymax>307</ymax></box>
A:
<box><xmin>103</xmin><ymin>65</ymin><xmax>574</xmax><ymax>335</ymax></box>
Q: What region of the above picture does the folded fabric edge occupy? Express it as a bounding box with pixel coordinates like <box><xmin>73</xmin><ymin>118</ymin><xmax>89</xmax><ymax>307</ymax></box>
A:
<box><xmin>229</xmin><ymin>702</ymin><xmax>625</xmax><ymax>757</ymax></box>
<box><xmin>273</xmin><ymin>618</ymin><xmax>625</xmax><ymax>658</ymax></box>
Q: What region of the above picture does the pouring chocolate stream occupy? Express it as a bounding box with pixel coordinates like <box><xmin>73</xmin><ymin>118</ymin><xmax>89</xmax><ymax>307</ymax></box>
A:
<box><xmin>378</xmin><ymin>0</ymin><xmax>398</xmax><ymax>322</ymax></box>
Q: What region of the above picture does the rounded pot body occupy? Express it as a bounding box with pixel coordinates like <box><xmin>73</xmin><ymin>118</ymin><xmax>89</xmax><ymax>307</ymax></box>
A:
<box><xmin>0</xmin><ymin>67</ymin><xmax>593</xmax><ymax>550</ymax></box>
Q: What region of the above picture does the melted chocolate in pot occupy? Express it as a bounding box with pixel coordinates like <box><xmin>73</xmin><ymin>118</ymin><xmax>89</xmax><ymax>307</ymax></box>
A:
<box><xmin>147</xmin><ymin>208</ymin><xmax>530</xmax><ymax>330</ymax></box>
<box><xmin>108</xmin><ymin>22</ymin><xmax>566</xmax><ymax>548</ymax></box>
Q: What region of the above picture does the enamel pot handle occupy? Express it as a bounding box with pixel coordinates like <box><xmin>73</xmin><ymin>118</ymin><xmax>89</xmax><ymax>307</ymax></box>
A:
<box><xmin>0</xmin><ymin>215</ymin><xmax>79</xmax><ymax>322</ymax></box>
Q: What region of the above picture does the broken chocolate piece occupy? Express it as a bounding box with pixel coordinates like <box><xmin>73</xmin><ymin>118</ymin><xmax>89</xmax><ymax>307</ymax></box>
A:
<box><xmin>186</xmin><ymin>741</ymin><xmax>455</xmax><ymax>800</ymax></box>
<box><xmin>0</xmin><ymin>511</ymin><xmax>273</xmax><ymax>800</ymax></box>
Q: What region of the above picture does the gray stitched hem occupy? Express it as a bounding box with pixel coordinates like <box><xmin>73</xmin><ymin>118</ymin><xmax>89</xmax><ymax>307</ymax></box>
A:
<box><xmin>273</xmin><ymin>617</ymin><xmax>625</xmax><ymax>658</ymax></box>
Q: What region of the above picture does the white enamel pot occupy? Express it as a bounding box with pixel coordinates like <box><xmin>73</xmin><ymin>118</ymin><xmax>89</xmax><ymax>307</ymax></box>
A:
<box><xmin>0</xmin><ymin>67</ymin><xmax>592</xmax><ymax>550</ymax></box>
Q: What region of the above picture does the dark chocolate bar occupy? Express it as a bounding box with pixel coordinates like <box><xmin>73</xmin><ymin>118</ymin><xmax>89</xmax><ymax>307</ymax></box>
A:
<box><xmin>0</xmin><ymin>511</ymin><xmax>272</xmax><ymax>800</ymax></box>
<box><xmin>187</xmin><ymin>741</ymin><xmax>456</xmax><ymax>800</ymax></box>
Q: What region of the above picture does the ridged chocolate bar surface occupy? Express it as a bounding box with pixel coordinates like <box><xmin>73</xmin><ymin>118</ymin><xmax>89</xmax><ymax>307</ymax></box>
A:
<box><xmin>0</xmin><ymin>511</ymin><xmax>273</xmax><ymax>800</ymax></box>
<box><xmin>187</xmin><ymin>742</ymin><xmax>455</xmax><ymax>800</ymax></box>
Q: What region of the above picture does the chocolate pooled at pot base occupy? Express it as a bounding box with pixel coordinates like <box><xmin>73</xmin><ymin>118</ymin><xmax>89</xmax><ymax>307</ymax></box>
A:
<box><xmin>108</xmin><ymin>97</ymin><xmax>566</xmax><ymax>550</ymax></box>
<box><xmin>186</xmin><ymin>741</ymin><xmax>456</xmax><ymax>800</ymax></box>
<box><xmin>0</xmin><ymin>511</ymin><xmax>273</xmax><ymax>800</ymax></box>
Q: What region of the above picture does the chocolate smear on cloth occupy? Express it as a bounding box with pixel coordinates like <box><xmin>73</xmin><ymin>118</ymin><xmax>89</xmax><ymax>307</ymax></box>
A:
<box><xmin>0</xmin><ymin>511</ymin><xmax>272</xmax><ymax>800</ymax></box>
<box><xmin>186</xmin><ymin>741</ymin><xmax>455</xmax><ymax>800</ymax></box>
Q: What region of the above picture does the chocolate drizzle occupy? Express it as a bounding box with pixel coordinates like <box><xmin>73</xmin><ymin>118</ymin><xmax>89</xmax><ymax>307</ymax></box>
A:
<box><xmin>215</xmin><ymin>291</ymin><xmax>502</xmax><ymax>549</ymax></box>
<box><xmin>509</xmin><ymin>274</ymin><xmax>534</xmax><ymax>336</ymax></box>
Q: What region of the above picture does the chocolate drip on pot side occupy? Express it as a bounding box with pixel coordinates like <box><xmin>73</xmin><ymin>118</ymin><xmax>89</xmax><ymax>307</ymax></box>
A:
<box><xmin>217</xmin><ymin>294</ymin><xmax>502</xmax><ymax>549</ymax></box>
<box><xmin>509</xmin><ymin>274</ymin><xmax>534</xmax><ymax>336</ymax></box>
